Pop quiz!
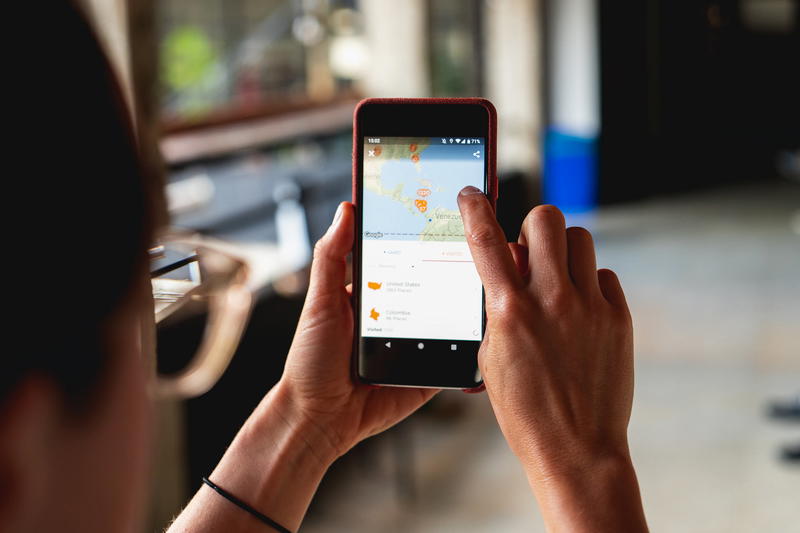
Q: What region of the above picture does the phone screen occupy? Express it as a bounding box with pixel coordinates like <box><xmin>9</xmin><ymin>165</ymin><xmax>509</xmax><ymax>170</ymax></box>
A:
<box><xmin>359</xmin><ymin>136</ymin><xmax>486</xmax><ymax>353</ymax></box>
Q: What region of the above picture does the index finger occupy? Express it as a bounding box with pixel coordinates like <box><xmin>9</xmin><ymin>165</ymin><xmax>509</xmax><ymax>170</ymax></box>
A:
<box><xmin>457</xmin><ymin>186</ymin><xmax>523</xmax><ymax>306</ymax></box>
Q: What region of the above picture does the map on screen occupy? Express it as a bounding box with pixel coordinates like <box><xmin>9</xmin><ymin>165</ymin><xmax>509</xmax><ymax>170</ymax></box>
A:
<box><xmin>362</xmin><ymin>137</ymin><xmax>484</xmax><ymax>242</ymax></box>
<box><xmin>360</xmin><ymin>136</ymin><xmax>485</xmax><ymax>341</ymax></box>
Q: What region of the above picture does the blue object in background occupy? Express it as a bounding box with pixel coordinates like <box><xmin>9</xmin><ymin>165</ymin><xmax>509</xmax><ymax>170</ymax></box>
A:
<box><xmin>543</xmin><ymin>128</ymin><xmax>598</xmax><ymax>213</ymax></box>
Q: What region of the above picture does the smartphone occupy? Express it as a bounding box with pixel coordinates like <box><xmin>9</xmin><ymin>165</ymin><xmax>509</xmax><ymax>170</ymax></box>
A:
<box><xmin>352</xmin><ymin>98</ymin><xmax>497</xmax><ymax>390</ymax></box>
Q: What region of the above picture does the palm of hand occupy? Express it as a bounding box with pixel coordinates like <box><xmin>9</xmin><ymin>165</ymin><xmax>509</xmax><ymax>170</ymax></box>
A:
<box><xmin>280</xmin><ymin>203</ymin><xmax>438</xmax><ymax>458</ymax></box>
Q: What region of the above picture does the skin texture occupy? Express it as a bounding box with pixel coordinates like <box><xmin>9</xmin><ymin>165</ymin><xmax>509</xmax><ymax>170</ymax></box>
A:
<box><xmin>171</xmin><ymin>195</ymin><xmax>647</xmax><ymax>532</ymax></box>
<box><xmin>457</xmin><ymin>186</ymin><xmax>648</xmax><ymax>532</ymax></box>
<box><xmin>168</xmin><ymin>202</ymin><xmax>439</xmax><ymax>532</ymax></box>
<box><xmin>2</xmin><ymin>195</ymin><xmax>647</xmax><ymax>533</ymax></box>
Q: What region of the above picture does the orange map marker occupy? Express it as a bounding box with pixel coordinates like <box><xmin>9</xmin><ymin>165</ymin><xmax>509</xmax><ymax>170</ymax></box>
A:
<box><xmin>414</xmin><ymin>199</ymin><xmax>428</xmax><ymax>213</ymax></box>
<box><xmin>416</xmin><ymin>188</ymin><xmax>431</xmax><ymax>197</ymax></box>
<box><xmin>367</xmin><ymin>281</ymin><xmax>382</xmax><ymax>290</ymax></box>
<box><xmin>411</xmin><ymin>153</ymin><xmax>420</xmax><ymax>163</ymax></box>
<box><xmin>369</xmin><ymin>308</ymin><xmax>380</xmax><ymax>321</ymax></box>
<box><xmin>409</xmin><ymin>143</ymin><xmax>418</xmax><ymax>152</ymax></box>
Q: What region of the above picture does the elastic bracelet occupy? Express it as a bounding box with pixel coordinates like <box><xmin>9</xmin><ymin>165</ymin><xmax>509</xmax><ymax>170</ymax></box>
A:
<box><xmin>202</xmin><ymin>476</ymin><xmax>292</xmax><ymax>533</ymax></box>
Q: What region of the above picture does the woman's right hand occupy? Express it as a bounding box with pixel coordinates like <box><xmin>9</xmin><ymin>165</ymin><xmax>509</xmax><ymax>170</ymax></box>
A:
<box><xmin>457</xmin><ymin>187</ymin><xmax>648</xmax><ymax>533</ymax></box>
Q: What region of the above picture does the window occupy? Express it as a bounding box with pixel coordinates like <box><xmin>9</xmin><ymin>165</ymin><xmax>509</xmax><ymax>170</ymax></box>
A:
<box><xmin>427</xmin><ymin>0</ymin><xmax>484</xmax><ymax>96</ymax></box>
<box><xmin>158</xmin><ymin>0</ymin><xmax>366</xmax><ymax>127</ymax></box>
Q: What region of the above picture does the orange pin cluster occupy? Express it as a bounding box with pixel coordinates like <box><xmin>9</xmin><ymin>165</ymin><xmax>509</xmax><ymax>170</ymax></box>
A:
<box><xmin>415</xmin><ymin>188</ymin><xmax>431</xmax><ymax>213</ymax></box>
<box><xmin>409</xmin><ymin>143</ymin><xmax>420</xmax><ymax>163</ymax></box>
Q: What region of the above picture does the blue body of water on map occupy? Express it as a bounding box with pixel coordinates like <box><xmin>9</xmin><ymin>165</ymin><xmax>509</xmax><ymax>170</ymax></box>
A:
<box><xmin>362</xmin><ymin>141</ymin><xmax>485</xmax><ymax>241</ymax></box>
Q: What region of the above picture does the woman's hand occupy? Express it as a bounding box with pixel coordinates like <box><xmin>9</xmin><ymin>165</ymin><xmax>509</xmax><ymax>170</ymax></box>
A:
<box><xmin>457</xmin><ymin>187</ymin><xmax>647</xmax><ymax>532</ymax></box>
<box><xmin>277</xmin><ymin>201</ymin><xmax>438</xmax><ymax>459</ymax></box>
<box><xmin>171</xmin><ymin>202</ymin><xmax>437</xmax><ymax>533</ymax></box>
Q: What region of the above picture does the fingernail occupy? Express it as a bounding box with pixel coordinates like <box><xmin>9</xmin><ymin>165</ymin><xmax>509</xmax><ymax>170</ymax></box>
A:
<box><xmin>332</xmin><ymin>203</ymin><xmax>343</xmax><ymax>224</ymax></box>
<box><xmin>325</xmin><ymin>203</ymin><xmax>343</xmax><ymax>235</ymax></box>
<box><xmin>459</xmin><ymin>186</ymin><xmax>483</xmax><ymax>196</ymax></box>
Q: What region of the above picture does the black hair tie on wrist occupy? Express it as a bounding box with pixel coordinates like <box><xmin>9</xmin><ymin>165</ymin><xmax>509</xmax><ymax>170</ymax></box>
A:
<box><xmin>202</xmin><ymin>476</ymin><xmax>292</xmax><ymax>533</ymax></box>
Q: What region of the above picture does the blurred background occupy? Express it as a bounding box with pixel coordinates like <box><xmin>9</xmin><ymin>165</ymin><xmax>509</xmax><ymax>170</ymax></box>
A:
<box><xmin>82</xmin><ymin>0</ymin><xmax>798</xmax><ymax>531</ymax></box>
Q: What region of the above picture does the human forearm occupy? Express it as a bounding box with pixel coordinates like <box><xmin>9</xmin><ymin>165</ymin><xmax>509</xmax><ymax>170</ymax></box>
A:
<box><xmin>524</xmin><ymin>449</ymin><xmax>648</xmax><ymax>533</ymax></box>
<box><xmin>169</xmin><ymin>201</ymin><xmax>438</xmax><ymax>532</ymax></box>
<box><xmin>167</xmin><ymin>382</ymin><xmax>337</xmax><ymax>533</ymax></box>
<box><xmin>457</xmin><ymin>194</ymin><xmax>648</xmax><ymax>532</ymax></box>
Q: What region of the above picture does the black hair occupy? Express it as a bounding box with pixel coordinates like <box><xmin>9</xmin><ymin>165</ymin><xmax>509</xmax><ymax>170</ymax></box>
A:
<box><xmin>3</xmin><ymin>1</ymin><xmax>153</xmax><ymax>406</ymax></box>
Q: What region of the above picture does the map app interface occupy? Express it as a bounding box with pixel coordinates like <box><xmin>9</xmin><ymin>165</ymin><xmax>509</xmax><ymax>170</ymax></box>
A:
<box><xmin>361</xmin><ymin>136</ymin><xmax>485</xmax><ymax>342</ymax></box>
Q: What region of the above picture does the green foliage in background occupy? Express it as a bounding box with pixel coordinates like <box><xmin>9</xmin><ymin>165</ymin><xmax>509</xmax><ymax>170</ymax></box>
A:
<box><xmin>162</xmin><ymin>26</ymin><xmax>217</xmax><ymax>91</ymax></box>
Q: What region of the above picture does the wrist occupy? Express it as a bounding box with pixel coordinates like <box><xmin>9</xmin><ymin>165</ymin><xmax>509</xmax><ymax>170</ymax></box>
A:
<box><xmin>522</xmin><ymin>439</ymin><xmax>632</xmax><ymax>486</ymax></box>
<box><xmin>526</xmin><ymin>448</ymin><xmax>648</xmax><ymax>533</ymax></box>
<box><xmin>205</xmin><ymin>382</ymin><xmax>338</xmax><ymax>532</ymax></box>
<box><xmin>243</xmin><ymin>380</ymin><xmax>341</xmax><ymax>470</ymax></box>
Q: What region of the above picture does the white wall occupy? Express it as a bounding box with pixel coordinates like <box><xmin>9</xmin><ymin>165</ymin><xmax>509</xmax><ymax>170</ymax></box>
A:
<box><xmin>484</xmin><ymin>0</ymin><xmax>543</xmax><ymax>173</ymax></box>
<box><xmin>358</xmin><ymin>0</ymin><xmax>429</xmax><ymax>97</ymax></box>
<box><xmin>547</xmin><ymin>0</ymin><xmax>600</xmax><ymax>137</ymax></box>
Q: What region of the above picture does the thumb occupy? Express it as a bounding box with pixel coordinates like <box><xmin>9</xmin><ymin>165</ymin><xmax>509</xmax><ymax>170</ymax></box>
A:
<box><xmin>307</xmin><ymin>202</ymin><xmax>354</xmax><ymax>303</ymax></box>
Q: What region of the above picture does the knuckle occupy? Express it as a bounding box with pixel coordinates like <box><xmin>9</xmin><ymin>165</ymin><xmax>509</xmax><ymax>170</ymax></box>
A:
<box><xmin>598</xmin><ymin>299</ymin><xmax>631</xmax><ymax>332</ymax></box>
<box><xmin>488</xmin><ymin>291</ymin><xmax>526</xmax><ymax>322</ymax></box>
<box><xmin>541</xmin><ymin>286</ymin><xmax>574</xmax><ymax>316</ymax></box>
<box><xmin>607</xmin><ymin>316</ymin><xmax>633</xmax><ymax>347</ymax></box>
<box><xmin>494</xmin><ymin>298</ymin><xmax>518</xmax><ymax>322</ymax></box>
<box><xmin>477</xmin><ymin>342</ymin><xmax>495</xmax><ymax>373</ymax></box>
<box><xmin>312</xmin><ymin>237</ymin><xmax>330</xmax><ymax>260</ymax></box>
<box><xmin>468</xmin><ymin>223</ymin><xmax>503</xmax><ymax>249</ymax></box>
<box><xmin>485</xmin><ymin>293</ymin><xmax>507</xmax><ymax>318</ymax></box>
<box><xmin>614</xmin><ymin>304</ymin><xmax>634</xmax><ymax>329</ymax></box>
<box><xmin>582</xmin><ymin>291</ymin><xmax>603</xmax><ymax>314</ymax></box>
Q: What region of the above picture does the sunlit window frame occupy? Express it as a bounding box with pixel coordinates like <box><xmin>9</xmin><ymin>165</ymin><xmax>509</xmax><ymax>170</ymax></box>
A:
<box><xmin>129</xmin><ymin>0</ymin><xmax>363</xmax><ymax>166</ymax></box>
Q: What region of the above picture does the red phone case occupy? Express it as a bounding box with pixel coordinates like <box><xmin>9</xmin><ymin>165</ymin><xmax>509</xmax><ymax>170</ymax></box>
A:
<box><xmin>352</xmin><ymin>98</ymin><xmax>498</xmax><ymax>393</ymax></box>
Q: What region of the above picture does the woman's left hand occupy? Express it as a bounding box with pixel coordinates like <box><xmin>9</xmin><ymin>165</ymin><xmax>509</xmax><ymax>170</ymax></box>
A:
<box><xmin>275</xmin><ymin>201</ymin><xmax>439</xmax><ymax>460</ymax></box>
<box><xmin>171</xmin><ymin>202</ymin><xmax>438</xmax><ymax>533</ymax></box>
